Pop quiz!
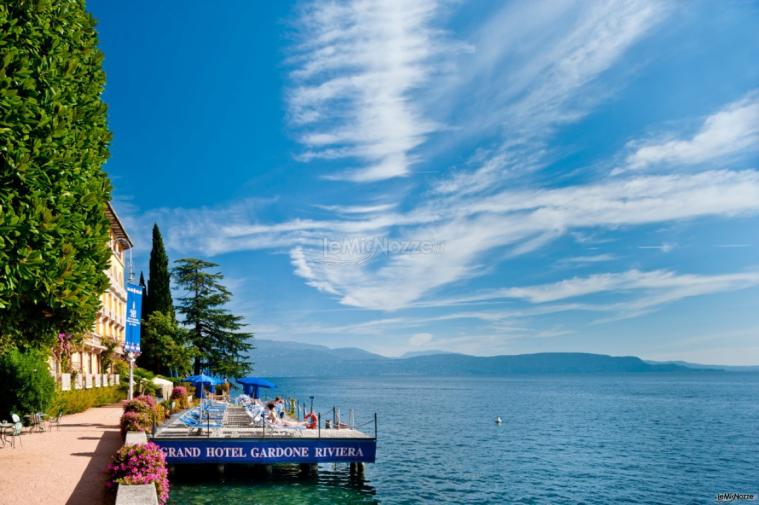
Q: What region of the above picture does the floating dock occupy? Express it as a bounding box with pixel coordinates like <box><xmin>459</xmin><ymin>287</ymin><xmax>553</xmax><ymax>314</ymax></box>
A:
<box><xmin>151</xmin><ymin>405</ymin><xmax>377</xmax><ymax>467</ymax></box>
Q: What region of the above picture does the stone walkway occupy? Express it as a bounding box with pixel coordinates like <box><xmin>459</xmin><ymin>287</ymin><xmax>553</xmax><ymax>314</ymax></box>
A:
<box><xmin>0</xmin><ymin>405</ymin><xmax>123</xmax><ymax>505</ymax></box>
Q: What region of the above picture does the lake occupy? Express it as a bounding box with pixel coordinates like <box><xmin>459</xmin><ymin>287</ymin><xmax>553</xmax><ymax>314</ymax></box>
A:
<box><xmin>168</xmin><ymin>373</ymin><xmax>759</xmax><ymax>504</ymax></box>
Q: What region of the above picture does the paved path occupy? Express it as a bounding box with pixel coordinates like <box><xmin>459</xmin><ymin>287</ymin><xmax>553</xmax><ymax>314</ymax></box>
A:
<box><xmin>0</xmin><ymin>405</ymin><xmax>123</xmax><ymax>505</ymax></box>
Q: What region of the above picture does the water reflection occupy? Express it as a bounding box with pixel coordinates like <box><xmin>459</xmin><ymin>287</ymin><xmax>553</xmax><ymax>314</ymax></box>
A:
<box><xmin>169</xmin><ymin>463</ymin><xmax>378</xmax><ymax>504</ymax></box>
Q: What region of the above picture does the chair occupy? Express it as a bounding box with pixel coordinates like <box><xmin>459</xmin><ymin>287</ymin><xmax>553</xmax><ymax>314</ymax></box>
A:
<box><xmin>6</xmin><ymin>414</ymin><xmax>23</xmax><ymax>448</ymax></box>
<box><xmin>47</xmin><ymin>410</ymin><xmax>63</xmax><ymax>431</ymax></box>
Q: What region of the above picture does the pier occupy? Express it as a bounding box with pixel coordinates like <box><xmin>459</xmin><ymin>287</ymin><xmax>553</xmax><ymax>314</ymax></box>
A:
<box><xmin>151</xmin><ymin>405</ymin><xmax>376</xmax><ymax>470</ymax></box>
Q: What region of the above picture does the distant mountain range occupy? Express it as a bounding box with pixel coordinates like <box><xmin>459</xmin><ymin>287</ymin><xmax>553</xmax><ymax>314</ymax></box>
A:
<box><xmin>246</xmin><ymin>339</ymin><xmax>753</xmax><ymax>377</ymax></box>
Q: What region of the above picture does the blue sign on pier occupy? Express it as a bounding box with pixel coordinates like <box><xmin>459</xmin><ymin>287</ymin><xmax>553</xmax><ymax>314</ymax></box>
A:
<box><xmin>153</xmin><ymin>437</ymin><xmax>376</xmax><ymax>464</ymax></box>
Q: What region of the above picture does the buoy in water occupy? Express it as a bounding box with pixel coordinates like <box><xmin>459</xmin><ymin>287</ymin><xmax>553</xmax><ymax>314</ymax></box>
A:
<box><xmin>495</xmin><ymin>416</ymin><xmax>502</xmax><ymax>424</ymax></box>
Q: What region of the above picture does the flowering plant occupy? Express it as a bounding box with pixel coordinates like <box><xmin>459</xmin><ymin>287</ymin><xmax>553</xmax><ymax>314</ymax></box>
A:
<box><xmin>170</xmin><ymin>386</ymin><xmax>189</xmax><ymax>409</ymax></box>
<box><xmin>107</xmin><ymin>442</ymin><xmax>169</xmax><ymax>505</ymax></box>
<box><xmin>170</xmin><ymin>386</ymin><xmax>187</xmax><ymax>400</ymax></box>
<box><xmin>120</xmin><ymin>411</ymin><xmax>152</xmax><ymax>439</ymax></box>
<box><xmin>133</xmin><ymin>394</ymin><xmax>157</xmax><ymax>409</ymax></box>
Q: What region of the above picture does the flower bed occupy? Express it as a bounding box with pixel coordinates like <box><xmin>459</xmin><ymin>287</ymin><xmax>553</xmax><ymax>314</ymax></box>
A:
<box><xmin>107</xmin><ymin>441</ymin><xmax>169</xmax><ymax>505</ymax></box>
<box><xmin>170</xmin><ymin>386</ymin><xmax>189</xmax><ymax>410</ymax></box>
<box><xmin>120</xmin><ymin>395</ymin><xmax>159</xmax><ymax>439</ymax></box>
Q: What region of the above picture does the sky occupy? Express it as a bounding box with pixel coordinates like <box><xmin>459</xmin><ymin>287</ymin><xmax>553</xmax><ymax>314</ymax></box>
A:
<box><xmin>88</xmin><ymin>0</ymin><xmax>759</xmax><ymax>364</ymax></box>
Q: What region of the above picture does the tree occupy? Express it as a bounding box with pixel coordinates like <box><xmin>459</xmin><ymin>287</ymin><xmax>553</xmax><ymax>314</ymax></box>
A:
<box><xmin>138</xmin><ymin>311</ymin><xmax>195</xmax><ymax>377</ymax></box>
<box><xmin>173</xmin><ymin>258</ymin><xmax>252</xmax><ymax>377</ymax></box>
<box><xmin>0</xmin><ymin>1</ymin><xmax>112</xmax><ymax>352</ymax></box>
<box><xmin>0</xmin><ymin>348</ymin><xmax>56</xmax><ymax>418</ymax></box>
<box><xmin>143</xmin><ymin>224</ymin><xmax>172</xmax><ymax>319</ymax></box>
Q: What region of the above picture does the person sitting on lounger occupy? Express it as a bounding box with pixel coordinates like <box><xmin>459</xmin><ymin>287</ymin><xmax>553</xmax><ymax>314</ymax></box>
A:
<box><xmin>266</xmin><ymin>402</ymin><xmax>305</xmax><ymax>427</ymax></box>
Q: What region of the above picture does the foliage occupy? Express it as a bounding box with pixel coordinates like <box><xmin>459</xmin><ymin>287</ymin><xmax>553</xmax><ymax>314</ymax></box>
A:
<box><xmin>52</xmin><ymin>332</ymin><xmax>74</xmax><ymax>373</ymax></box>
<box><xmin>123</xmin><ymin>394</ymin><xmax>160</xmax><ymax>430</ymax></box>
<box><xmin>123</xmin><ymin>398</ymin><xmax>153</xmax><ymax>417</ymax></box>
<box><xmin>0</xmin><ymin>0</ymin><xmax>112</xmax><ymax>351</ymax></box>
<box><xmin>173</xmin><ymin>258</ymin><xmax>253</xmax><ymax>376</ymax></box>
<box><xmin>48</xmin><ymin>385</ymin><xmax>124</xmax><ymax>416</ymax></box>
<box><xmin>137</xmin><ymin>310</ymin><xmax>195</xmax><ymax>376</ymax></box>
<box><xmin>143</xmin><ymin>224</ymin><xmax>173</xmax><ymax>319</ymax></box>
<box><xmin>120</xmin><ymin>366</ymin><xmax>158</xmax><ymax>396</ymax></box>
<box><xmin>0</xmin><ymin>348</ymin><xmax>55</xmax><ymax>418</ymax></box>
<box><xmin>170</xmin><ymin>386</ymin><xmax>189</xmax><ymax>410</ymax></box>
<box><xmin>107</xmin><ymin>442</ymin><xmax>170</xmax><ymax>505</ymax></box>
<box><xmin>100</xmin><ymin>336</ymin><xmax>119</xmax><ymax>373</ymax></box>
<box><xmin>119</xmin><ymin>410</ymin><xmax>152</xmax><ymax>439</ymax></box>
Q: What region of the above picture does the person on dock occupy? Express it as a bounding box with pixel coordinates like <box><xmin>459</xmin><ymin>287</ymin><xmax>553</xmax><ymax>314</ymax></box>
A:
<box><xmin>266</xmin><ymin>402</ymin><xmax>305</xmax><ymax>427</ymax></box>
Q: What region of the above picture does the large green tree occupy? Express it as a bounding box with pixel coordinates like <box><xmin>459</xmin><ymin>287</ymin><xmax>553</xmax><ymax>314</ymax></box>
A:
<box><xmin>173</xmin><ymin>258</ymin><xmax>252</xmax><ymax>377</ymax></box>
<box><xmin>0</xmin><ymin>0</ymin><xmax>112</xmax><ymax>352</ymax></box>
<box><xmin>143</xmin><ymin>224</ymin><xmax>172</xmax><ymax>319</ymax></box>
<box><xmin>138</xmin><ymin>311</ymin><xmax>195</xmax><ymax>377</ymax></box>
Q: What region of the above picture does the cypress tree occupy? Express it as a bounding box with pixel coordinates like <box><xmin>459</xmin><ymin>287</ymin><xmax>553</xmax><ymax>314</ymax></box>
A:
<box><xmin>0</xmin><ymin>0</ymin><xmax>112</xmax><ymax>352</ymax></box>
<box><xmin>144</xmin><ymin>224</ymin><xmax>173</xmax><ymax>319</ymax></box>
<box><xmin>173</xmin><ymin>258</ymin><xmax>252</xmax><ymax>376</ymax></box>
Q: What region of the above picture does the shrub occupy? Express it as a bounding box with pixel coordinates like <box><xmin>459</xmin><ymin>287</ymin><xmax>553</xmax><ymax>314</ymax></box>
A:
<box><xmin>170</xmin><ymin>386</ymin><xmax>189</xmax><ymax>410</ymax></box>
<box><xmin>107</xmin><ymin>442</ymin><xmax>169</xmax><ymax>505</ymax></box>
<box><xmin>123</xmin><ymin>399</ymin><xmax>152</xmax><ymax>417</ymax></box>
<box><xmin>133</xmin><ymin>395</ymin><xmax>157</xmax><ymax>409</ymax></box>
<box><xmin>48</xmin><ymin>386</ymin><xmax>124</xmax><ymax>416</ymax></box>
<box><xmin>120</xmin><ymin>411</ymin><xmax>152</xmax><ymax>439</ymax></box>
<box><xmin>0</xmin><ymin>349</ymin><xmax>56</xmax><ymax>418</ymax></box>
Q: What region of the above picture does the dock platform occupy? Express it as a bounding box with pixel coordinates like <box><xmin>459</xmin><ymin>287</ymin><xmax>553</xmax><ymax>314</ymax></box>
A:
<box><xmin>151</xmin><ymin>406</ymin><xmax>377</xmax><ymax>465</ymax></box>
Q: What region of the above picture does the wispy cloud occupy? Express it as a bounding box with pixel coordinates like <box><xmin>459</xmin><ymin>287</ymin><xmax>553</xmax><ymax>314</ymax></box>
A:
<box><xmin>638</xmin><ymin>243</ymin><xmax>676</xmax><ymax>253</ymax></box>
<box><xmin>434</xmin><ymin>0</ymin><xmax>669</xmax><ymax>194</ymax></box>
<box><xmin>619</xmin><ymin>90</ymin><xmax>759</xmax><ymax>173</ymax></box>
<box><xmin>129</xmin><ymin>170</ymin><xmax>759</xmax><ymax>310</ymax></box>
<box><xmin>560</xmin><ymin>254</ymin><xmax>617</xmax><ymax>265</ymax></box>
<box><xmin>288</xmin><ymin>0</ymin><xmax>456</xmax><ymax>182</ymax></box>
<box><xmin>487</xmin><ymin>269</ymin><xmax>759</xmax><ymax>304</ymax></box>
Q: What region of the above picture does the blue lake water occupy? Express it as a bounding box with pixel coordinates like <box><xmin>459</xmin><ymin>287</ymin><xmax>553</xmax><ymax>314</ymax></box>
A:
<box><xmin>168</xmin><ymin>374</ymin><xmax>759</xmax><ymax>504</ymax></box>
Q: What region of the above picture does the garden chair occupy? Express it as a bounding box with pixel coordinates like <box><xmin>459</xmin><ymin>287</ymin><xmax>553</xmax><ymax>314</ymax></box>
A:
<box><xmin>47</xmin><ymin>410</ymin><xmax>63</xmax><ymax>431</ymax></box>
<box><xmin>5</xmin><ymin>414</ymin><xmax>23</xmax><ymax>448</ymax></box>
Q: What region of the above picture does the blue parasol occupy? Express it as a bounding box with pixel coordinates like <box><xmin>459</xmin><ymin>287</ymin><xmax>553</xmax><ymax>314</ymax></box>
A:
<box><xmin>181</xmin><ymin>374</ymin><xmax>221</xmax><ymax>400</ymax></box>
<box><xmin>235</xmin><ymin>376</ymin><xmax>276</xmax><ymax>399</ymax></box>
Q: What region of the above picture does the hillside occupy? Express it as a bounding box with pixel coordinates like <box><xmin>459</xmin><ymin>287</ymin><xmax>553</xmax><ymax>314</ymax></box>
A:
<box><xmin>247</xmin><ymin>340</ymin><xmax>713</xmax><ymax>377</ymax></box>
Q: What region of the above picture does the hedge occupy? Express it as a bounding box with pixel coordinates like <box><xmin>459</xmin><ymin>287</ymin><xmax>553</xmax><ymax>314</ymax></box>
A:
<box><xmin>49</xmin><ymin>385</ymin><xmax>125</xmax><ymax>416</ymax></box>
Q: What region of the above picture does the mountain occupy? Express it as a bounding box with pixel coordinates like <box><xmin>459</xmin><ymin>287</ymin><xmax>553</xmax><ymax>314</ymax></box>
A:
<box><xmin>645</xmin><ymin>360</ymin><xmax>759</xmax><ymax>372</ymax></box>
<box><xmin>400</xmin><ymin>350</ymin><xmax>453</xmax><ymax>358</ymax></box>
<box><xmin>247</xmin><ymin>339</ymin><xmax>722</xmax><ymax>377</ymax></box>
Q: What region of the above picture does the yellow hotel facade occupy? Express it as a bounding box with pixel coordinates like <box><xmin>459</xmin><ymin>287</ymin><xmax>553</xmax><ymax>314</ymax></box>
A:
<box><xmin>55</xmin><ymin>203</ymin><xmax>134</xmax><ymax>390</ymax></box>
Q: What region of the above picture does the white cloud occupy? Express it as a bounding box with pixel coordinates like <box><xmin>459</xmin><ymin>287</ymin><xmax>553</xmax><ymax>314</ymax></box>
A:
<box><xmin>409</xmin><ymin>332</ymin><xmax>433</xmax><ymax>347</ymax></box>
<box><xmin>433</xmin><ymin>0</ymin><xmax>668</xmax><ymax>195</ymax></box>
<box><xmin>621</xmin><ymin>91</ymin><xmax>759</xmax><ymax>173</ymax></box>
<box><xmin>134</xmin><ymin>170</ymin><xmax>759</xmax><ymax>310</ymax></box>
<box><xmin>638</xmin><ymin>243</ymin><xmax>675</xmax><ymax>253</ymax></box>
<box><xmin>493</xmin><ymin>269</ymin><xmax>759</xmax><ymax>304</ymax></box>
<box><xmin>288</xmin><ymin>0</ymin><xmax>455</xmax><ymax>182</ymax></box>
<box><xmin>560</xmin><ymin>254</ymin><xmax>616</xmax><ymax>264</ymax></box>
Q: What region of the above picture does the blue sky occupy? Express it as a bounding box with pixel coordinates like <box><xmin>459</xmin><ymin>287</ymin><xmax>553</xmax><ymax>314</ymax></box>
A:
<box><xmin>89</xmin><ymin>0</ymin><xmax>759</xmax><ymax>363</ymax></box>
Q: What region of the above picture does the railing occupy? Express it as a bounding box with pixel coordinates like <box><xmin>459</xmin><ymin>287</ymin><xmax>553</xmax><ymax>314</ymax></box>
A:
<box><xmin>59</xmin><ymin>373</ymin><xmax>120</xmax><ymax>391</ymax></box>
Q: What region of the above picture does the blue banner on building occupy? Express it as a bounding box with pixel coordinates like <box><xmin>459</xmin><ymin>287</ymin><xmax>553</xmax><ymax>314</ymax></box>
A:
<box><xmin>125</xmin><ymin>283</ymin><xmax>142</xmax><ymax>353</ymax></box>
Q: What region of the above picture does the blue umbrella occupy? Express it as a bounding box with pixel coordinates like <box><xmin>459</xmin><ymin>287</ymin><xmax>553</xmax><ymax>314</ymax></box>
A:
<box><xmin>182</xmin><ymin>374</ymin><xmax>221</xmax><ymax>400</ymax></box>
<box><xmin>236</xmin><ymin>376</ymin><xmax>275</xmax><ymax>399</ymax></box>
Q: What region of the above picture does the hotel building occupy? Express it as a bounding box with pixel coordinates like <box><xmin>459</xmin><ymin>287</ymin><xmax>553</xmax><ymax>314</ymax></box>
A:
<box><xmin>55</xmin><ymin>203</ymin><xmax>133</xmax><ymax>390</ymax></box>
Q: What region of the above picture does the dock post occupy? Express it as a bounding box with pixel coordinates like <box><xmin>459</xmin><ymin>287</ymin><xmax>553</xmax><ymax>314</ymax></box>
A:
<box><xmin>356</xmin><ymin>462</ymin><xmax>365</xmax><ymax>479</ymax></box>
<box><xmin>349</xmin><ymin>462</ymin><xmax>356</xmax><ymax>475</ymax></box>
<box><xmin>216</xmin><ymin>464</ymin><xmax>225</xmax><ymax>476</ymax></box>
